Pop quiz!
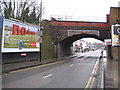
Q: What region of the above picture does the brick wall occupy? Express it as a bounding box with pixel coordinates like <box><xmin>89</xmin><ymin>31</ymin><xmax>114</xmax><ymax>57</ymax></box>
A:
<box><xmin>110</xmin><ymin>7</ymin><xmax>120</xmax><ymax>60</ymax></box>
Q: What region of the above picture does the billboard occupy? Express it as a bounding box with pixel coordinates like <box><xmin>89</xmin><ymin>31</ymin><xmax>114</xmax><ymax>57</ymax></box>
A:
<box><xmin>111</xmin><ymin>24</ymin><xmax>120</xmax><ymax>46</ymax></box>
<box><xmin>2</xmin><ymin>18</ymin><xmax>40</xmax><ymax>52</ymax></box>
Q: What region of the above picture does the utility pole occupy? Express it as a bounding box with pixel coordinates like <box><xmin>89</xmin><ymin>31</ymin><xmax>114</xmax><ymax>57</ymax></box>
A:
<box><xmin>39</xmin><ymin>0</ymin><xmax>42</xmax><ymax>62</ymax></box>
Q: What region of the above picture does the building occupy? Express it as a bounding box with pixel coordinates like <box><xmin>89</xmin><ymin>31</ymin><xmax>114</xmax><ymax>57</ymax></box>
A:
<box><xmin>109</xmin><ymin>7</ymin><xmax>120</xmax><ymax>60</ymax></box>
<box><xmin>73</xmin><ymin>40</ymin><xmax>87</xmax><ymax>52</ymax></box>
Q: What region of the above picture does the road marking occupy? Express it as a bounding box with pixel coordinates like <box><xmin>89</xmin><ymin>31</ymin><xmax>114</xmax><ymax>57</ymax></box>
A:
<box><xmin>90</xmin><ymin>77</ymin><xmax>95</xmax><ymax>88</ymax></box>
<box><xmin>70</xmin><ymin>64</ymin><xmax>74</xmax><ymax>67</ymax></box>
<box><xmin>85</xmin><ymin>77</ymin><xmax>92</xmax><ymax>89</ymax></box>
<box><xmin>2</xmin><ymin>59</ymin><xmax>68</xmax><ymax>76</ymax></box>
<box><xmin>43</xmin><ymin>74</ymin><xmax>52</xmax><ymax>79</ymax></box>
<box><xmin>85</xmin><ymin>55</ymin><xmax>100</xmax><ymax>89</ymax></box>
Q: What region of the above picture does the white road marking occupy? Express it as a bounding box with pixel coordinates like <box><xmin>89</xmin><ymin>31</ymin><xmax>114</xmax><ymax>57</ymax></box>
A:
<box><xmin>70</xmin><ymin>64</ymin><xmax>74</xmax><ymax>67</ymax></box>
<box><xmin>43</xmin><ymin>74</ymin><xmax>52</xmax><ymax>79</ymax></box>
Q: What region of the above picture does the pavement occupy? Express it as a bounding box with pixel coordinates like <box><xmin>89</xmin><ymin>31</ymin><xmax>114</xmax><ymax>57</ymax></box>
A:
<box><xmin>2</xmin><ymin>60</ymin><xmax>41</xmax><ymax>73</ymax></box>
<box><xmin>103</xmin><ymin>51</ymin><xmax>120</xmax><ymax>89</ymax></box>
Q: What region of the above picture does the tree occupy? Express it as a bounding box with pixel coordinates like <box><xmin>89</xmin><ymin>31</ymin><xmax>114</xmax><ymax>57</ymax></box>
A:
<box><xmin>4</xmin><ymin>8</ymin><xmax>9</xmax><ymax>19</ymax></box>
<box><xmin>29</xmin><ymin>6</ymin><xmax>37</xmax><ymax>24</ymax></box>
<box><xmin>1</xmin><ymin>0</ymin><xmax>44</xmax><ymax>24</ymax></box>
<box><xmin>3</xmin><ymin>1</ymin><xmax>14</xmax><ymax>19</ymax></box>
<box><xmin>21</xmin><ymin>7</ymin><xmax>30</xmax><ymax>22</ymax></box>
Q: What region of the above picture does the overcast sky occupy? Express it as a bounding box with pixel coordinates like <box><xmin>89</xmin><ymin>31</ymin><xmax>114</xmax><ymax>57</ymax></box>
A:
<box><xmin>41</xmin><ymin>0</ymin><xmax>120</xmax><ymax>21</ymax></box>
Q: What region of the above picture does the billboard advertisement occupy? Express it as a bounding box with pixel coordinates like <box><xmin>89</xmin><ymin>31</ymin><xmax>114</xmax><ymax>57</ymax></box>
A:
<box><xmin>2</xmin><ymin>18</ymin><xmax>40</xmax><ymax>52</ymax></box>
<box><xmin>112</xmin><ymin>24</ymin><xmax>120</xmax><ymax>46</ymax></box>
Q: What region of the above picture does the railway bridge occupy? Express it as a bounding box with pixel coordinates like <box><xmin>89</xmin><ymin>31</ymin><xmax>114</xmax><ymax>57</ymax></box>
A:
<box><xmin>50</xmin><ymin>16</ymin><xmax>110</xmax><ymax>57</ymax></box>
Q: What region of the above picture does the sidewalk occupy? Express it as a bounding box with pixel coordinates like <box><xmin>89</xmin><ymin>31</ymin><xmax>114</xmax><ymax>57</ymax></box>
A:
<box><xmin>103</xmin><ymin>51</ymin><xmax>119</xmax><ymax>88</ymax></box>
<box><xmin>2</xmin><ymin>60</ymin><xmax>41</xmax><ymax>73</ymax></box>
<box><xmin>2</xmin><ymin>55</ymin><xmax>77</xmax><ymax>73</ymax></box>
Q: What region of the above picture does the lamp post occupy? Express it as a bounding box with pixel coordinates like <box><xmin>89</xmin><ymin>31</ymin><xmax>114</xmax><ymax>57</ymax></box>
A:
<box><xmin>39</xmin><ymin>30</ymin><xmax>42</xmax><ymax>62</ymax></box>
<box><xmin>39</xmin><ymin>0</ymin><xmax>42</xmax><ymax>62</ymax></box>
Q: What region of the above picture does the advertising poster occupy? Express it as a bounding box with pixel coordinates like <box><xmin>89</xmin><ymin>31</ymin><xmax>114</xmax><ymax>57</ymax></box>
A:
<box><xmin>2</xmin><ymin>18</ymin><xmax>40</xmax><ymax>52</ymax></box>
<box><xmin>112</xmin><ymin>24</ymin><xmax>120</xmax><ymax>46</ymax></box>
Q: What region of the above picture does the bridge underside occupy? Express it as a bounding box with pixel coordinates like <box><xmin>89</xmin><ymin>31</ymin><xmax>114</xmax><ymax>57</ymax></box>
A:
<box><xmin>58</xmin><ymin>34</ymin><xmax>104</xmax><ymax>57</ymax></box>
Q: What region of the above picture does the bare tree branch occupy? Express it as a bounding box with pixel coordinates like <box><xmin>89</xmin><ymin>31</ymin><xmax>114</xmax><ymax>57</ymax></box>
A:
<box><xmin>1</xmin><ymin>0</ymin><xmax>44</xmax><ymax>24</ymax></box>
<box><xmin>3</xmin><ymin>2</ymin><xmax>8</xmax><ymax>9</ymax></box>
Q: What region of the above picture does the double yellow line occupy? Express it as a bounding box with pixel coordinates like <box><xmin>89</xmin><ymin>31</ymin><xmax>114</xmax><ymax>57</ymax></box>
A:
<box><xmin>2</xmin><ymin>59</ymin><xmax>68</xmax><ymax>76</ymax></box>
<box><xmin>85</xmin><ymin>57</ymin><xmax>100</xmax><ymax>89</ymax></box>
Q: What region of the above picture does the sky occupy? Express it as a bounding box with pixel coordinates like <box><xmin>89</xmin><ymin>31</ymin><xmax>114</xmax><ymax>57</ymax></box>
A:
<box><xmin>42</xmin><ymin>0</ymin><xmax>120</xmax><ymax>22</ymax></box>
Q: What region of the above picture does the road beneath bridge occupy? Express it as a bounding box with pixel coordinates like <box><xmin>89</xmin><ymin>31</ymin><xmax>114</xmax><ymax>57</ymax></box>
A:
<box><xmin>3</xmin><ymin>50</ymin><xmax>102</xmax><ymax>88</ymax></box>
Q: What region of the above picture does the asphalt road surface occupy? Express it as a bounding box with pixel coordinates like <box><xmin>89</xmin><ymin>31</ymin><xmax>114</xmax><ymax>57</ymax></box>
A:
<box><xmin>3</xmin><ymin>50</ymin><xmax>102</xmax><ymax>88</ymax></box>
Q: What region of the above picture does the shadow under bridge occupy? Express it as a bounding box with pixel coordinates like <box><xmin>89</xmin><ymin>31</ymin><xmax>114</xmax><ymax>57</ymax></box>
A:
<box><xmin>57</xmin><ymin>33</ymin><xmax>104</xmax><ymax>58</ymax></box>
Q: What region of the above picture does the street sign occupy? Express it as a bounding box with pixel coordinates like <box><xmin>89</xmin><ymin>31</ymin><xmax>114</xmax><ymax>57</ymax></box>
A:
<box><xmin>104</xmin><ymin>39</ymin><xmax>111</xmax><ymax>45</ymax></box>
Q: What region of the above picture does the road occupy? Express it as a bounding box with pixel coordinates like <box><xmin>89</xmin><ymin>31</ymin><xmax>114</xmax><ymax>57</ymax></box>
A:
<box><xmin>3</xmin><ymin>49</ymin><xmax>102</xmax><ymax>88</ymax></box>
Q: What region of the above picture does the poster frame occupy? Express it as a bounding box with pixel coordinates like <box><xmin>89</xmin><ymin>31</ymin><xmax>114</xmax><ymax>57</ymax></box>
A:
<box><xmin>1</xmin><ymin>18</ymin><xmax>40</xmax><ymax>53</ymax></box>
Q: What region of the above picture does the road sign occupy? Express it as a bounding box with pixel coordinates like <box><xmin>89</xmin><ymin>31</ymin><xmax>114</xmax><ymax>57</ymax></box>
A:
<box><xmin>104</xmin><ymin>39</ymin><xmax>111</xmax><ymax>45</ymax></box>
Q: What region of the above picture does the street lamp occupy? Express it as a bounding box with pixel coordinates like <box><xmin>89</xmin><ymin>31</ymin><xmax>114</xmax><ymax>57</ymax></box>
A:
<box><xmin>39</xmin><ymin>29</ymin><xmax>42</xmax><ymax>62</ymax></box>
<box><xmin>39</xmin><ymin>0</ymin><xmax>42</xmax><ymax>62</ymax></box>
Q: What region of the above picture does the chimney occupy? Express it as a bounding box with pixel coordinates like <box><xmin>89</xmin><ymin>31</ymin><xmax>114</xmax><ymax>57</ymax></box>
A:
<box><xmin>106</xmin><ymin>14</ymin><xmax>110</xmax><ymax>23</ymax></box>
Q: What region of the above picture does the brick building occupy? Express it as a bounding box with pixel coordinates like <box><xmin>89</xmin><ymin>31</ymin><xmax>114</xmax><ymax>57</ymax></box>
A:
<box><xmin>109</xmin><ymin>7</ymin><xmax>120</xmax><ymax>60</ymax></box>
